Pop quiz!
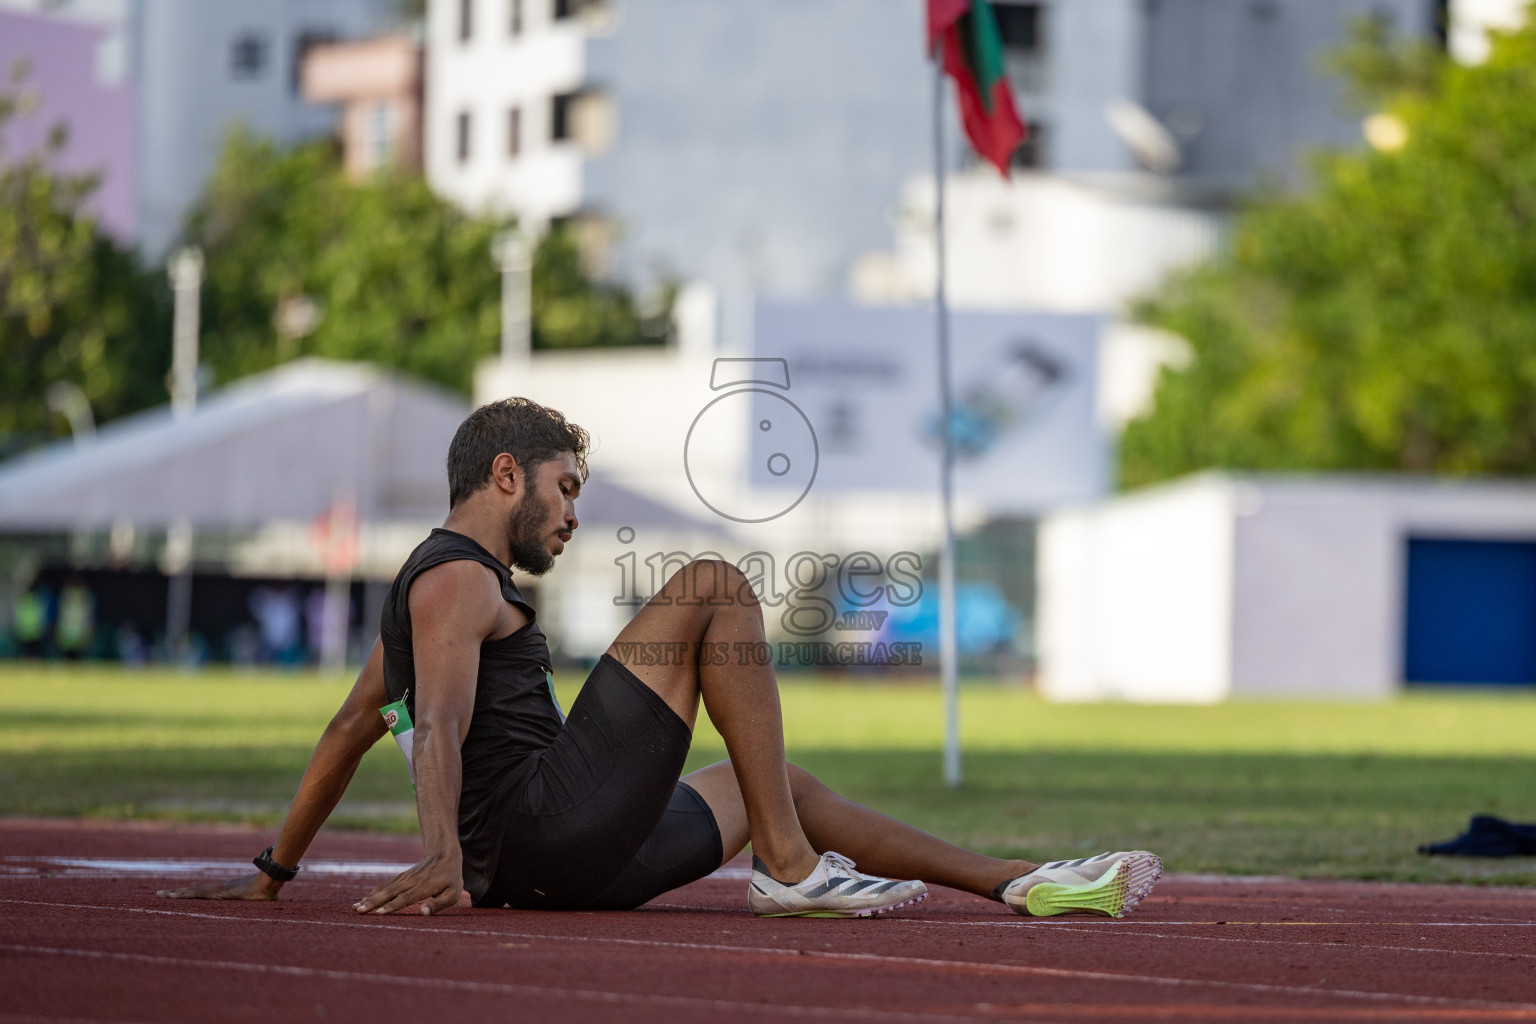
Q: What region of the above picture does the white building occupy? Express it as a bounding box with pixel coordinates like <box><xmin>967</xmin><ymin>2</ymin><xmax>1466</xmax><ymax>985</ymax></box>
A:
<box><xmin>424</xmin><ymin>0</ymin><xmax>1459</xmax><ymax>313</ymax></box>
<box><xmin>426</xmin><ymin>0</ymin><xmax>942</xmax><ymax>309</ymax></box>
<box><xmin>425</xmin><ymin>0</ymin><xmax>591</xmax><ymax>228</ymax></box>
<box><xmin>1038</xmin><ymin>473</ymin><xmax>1536</xmax><ymax>702</ymax></box>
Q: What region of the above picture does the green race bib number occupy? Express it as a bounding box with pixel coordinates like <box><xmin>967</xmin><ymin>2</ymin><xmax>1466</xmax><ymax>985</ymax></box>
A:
<box><xmin>379</xmin><ymin>698</ymin><xmax>416</xmax><ymax>791</ymax></box>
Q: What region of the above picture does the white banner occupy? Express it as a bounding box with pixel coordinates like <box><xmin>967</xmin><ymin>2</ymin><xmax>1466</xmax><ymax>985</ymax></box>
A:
<box><xmin>749</xmin><ymin>299</ymin><xmax>1108</xmax><ymax>514</ymax></box>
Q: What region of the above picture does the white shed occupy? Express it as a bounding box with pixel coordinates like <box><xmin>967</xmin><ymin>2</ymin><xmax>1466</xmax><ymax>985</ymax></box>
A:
<box><xmin>1038</xmin><ymin>473</ymin><xmax>1536</xmax><ymax>701</ymax></box>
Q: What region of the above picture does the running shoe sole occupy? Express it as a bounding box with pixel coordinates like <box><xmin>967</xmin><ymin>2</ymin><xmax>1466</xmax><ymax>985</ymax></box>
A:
<box><xmin>1018</xmin><ymin>852</ymin><xmax>1162</xmax><ymax>918</ymax></box>
<box><xmin>753</xmin><ymin>890</ymin><xmax>929</xmax><ymax>919</ymax></box>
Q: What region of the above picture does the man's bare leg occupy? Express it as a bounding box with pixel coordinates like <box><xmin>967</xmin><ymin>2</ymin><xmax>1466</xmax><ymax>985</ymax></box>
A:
<box><xmin>606</xmin><ymin>559</ymin><xmax>819</xmax><ymax>882</ymax></box>
<box><xmin>683</xmin><ymin>759</ymin><xmax>1034</xmax><ymax>899</ymax></box>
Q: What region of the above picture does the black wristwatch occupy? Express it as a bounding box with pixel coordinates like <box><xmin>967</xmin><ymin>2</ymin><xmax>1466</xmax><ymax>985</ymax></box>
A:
<box><xmin>253</xmin><ymin>845</ymin><xmax>300</xmax><ymax>882</ymax></box>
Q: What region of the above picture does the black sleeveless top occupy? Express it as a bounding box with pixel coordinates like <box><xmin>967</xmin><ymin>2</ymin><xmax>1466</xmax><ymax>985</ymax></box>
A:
<box><xmin>380</xmin><ymin>528</ymin><xmax>565</xmax><ymax>901</ymax></box>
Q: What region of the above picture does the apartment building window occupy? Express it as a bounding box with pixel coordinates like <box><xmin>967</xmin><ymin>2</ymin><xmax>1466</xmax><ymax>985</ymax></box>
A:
<box><xmin>507</xmin><ymin>106</ymin><xmax>521</xmax><ymax>157</ymax></box>
<box><xmin>457</xmin><ymin>110</ymin><xmax>472</xmax><ymax>163</ymax></box>
<box><xmin>510</xmin><ymin>0</ymin><xmax>523</xmax><ymax>36</ymax></box>
<box><xmin>371</xmin><ymin>102</ymin><xmax>395</xmax><ymax>169</ymax></box>
<box><xmin>554</xmin><ymin>0</ymin><xmax>609</xmax><ymax>22</ymax></box>
<box><xmin>993</xmin><ymin>2</ymin><xmax>1041</xmax><ymax>52</ymax></box>
<box><xmin>550</xmin><ymin>92</ymin><xmax>574</xmax><ymax>141</ymax></box>
<box><xmin>459</xmin><ymin>0</ymin><xmax>474</xmax><ymax>42</ymax></box>
<box><xmin>230</xmin><ymin>32</ymin><xmax>269</xmax><ymax>79</ymax></box>
<box><xmin>993</xmin><ymin>1</ymin><xmax>1046</xmax><ymax>93</ymax></box>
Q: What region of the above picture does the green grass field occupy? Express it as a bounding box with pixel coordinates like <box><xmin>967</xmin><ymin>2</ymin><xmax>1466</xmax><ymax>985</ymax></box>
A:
<box><xmin>6</xmin><ymin>665</ymin><xmax>1536</xmax><ymax>885</ymax></box>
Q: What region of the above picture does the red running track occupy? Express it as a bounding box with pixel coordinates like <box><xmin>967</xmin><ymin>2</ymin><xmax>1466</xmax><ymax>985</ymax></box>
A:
<box><xmin>2</xmin><ymin>819</ymin><xmax>1534</xmax><ymax>1023</ymax></box>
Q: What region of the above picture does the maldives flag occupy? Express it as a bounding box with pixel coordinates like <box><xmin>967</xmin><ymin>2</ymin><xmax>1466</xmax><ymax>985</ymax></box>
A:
<box><xmin>927</xmin><ymin>0</ymin><xmax>1026</xmax><ymax>176</ymax></box>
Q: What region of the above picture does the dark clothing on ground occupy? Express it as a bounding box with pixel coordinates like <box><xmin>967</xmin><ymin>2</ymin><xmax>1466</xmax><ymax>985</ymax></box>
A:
<box><xmin>1420</xmin><ymin>815</ymin><xmax>1536</xmax><ymax>857</ymax></box>
<box><xmin>380</xmin><ymin>528</ymin><xmax>721</xmax><ymax>908</ymax></box>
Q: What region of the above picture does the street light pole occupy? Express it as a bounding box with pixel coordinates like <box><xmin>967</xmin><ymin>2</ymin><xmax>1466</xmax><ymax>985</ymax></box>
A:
<box><xmin>165</xmin><ymin>246</ymin><xmax>203</xmax><ymax>663</ymax></box>
<box><xmin>168</xmin><ymin>246</ymin><xmax>204</xmax><ymax>420</ymax></box>
<box><xmin>492</xmin><ymin>229</ymin><xmax>532</xmax><ymax>363</ymax></box>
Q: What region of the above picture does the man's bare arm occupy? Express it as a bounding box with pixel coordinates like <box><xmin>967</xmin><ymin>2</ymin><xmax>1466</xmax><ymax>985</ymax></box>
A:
<box><xmin>353</xmin><ymin>560</ymin><xmax>512</xmax><ymax>916</ymax></box>
<box><xmin>159</xmin><ymin>639</ymin><xmax>390</xmax><ymax>900</ymax></box>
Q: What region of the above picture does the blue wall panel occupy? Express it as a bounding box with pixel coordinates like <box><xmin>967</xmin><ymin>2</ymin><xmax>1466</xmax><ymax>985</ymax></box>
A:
<box><xmin>1404</xmin><ymin>538</ymin><xmax>1536</xmax><ymax>685</ymax></box>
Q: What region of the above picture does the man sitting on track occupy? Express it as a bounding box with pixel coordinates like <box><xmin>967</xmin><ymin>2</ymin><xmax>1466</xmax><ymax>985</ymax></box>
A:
<box><xmin>160</xmin><ymin>399</ymin><xmax>1162</xmax><ymax>919</ymax></box>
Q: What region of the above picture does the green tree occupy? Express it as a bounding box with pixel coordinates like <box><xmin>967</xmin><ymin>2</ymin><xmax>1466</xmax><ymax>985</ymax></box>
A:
<box><xmin>0</xmin><ymin>68</ymin><xmax>167</xmax><ymax>449</ymax></box>
<box><xmin>187</xmin><ymin>131</ymin><xmax>665</xmax><ymax>395</ymax></box>
<box><xmin>532</xmin><ymin>223</ymin><xmax>674</xmax><ymax>352</ymax></box>
<box><xmin>1121</xmin><ymin>17</ymin><xmax>1536</xmax><ymax>488</ymax></box>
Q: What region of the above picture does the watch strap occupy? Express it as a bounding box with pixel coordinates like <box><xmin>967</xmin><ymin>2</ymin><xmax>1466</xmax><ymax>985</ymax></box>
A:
<box><xmin>253</xmin><ymin>844</ymin><xmax>300</xmax><ymax>882</ymax></box>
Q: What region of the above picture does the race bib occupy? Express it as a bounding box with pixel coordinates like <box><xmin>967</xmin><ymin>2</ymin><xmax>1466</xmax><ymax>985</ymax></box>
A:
<box><xmin>378</xmin><ymin>698</ymin><xmax>416</xmax><ymax>791</ymax></box>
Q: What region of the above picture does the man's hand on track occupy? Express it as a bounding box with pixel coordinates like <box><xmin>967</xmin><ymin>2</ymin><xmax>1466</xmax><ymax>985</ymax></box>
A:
<box><xmin>355</xmin><ymin>854</ymin><xmax>464</xmax><ymax>916</ymax></box>
<box><xmin>157</xmin><ymin>871</ymin><xmax>282</xmax><ymax>901</ymax></box>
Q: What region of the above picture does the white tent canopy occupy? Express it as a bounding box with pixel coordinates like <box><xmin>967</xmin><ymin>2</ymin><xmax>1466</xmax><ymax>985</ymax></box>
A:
<box><xmin>0</xmin><ymin>359</ymin><xmax>722</xmax><ymax>534</ymax></box>
<box><xmin>0</xmin><ymin>360</ymin><xmax>462</xmax><ymax>529</ymax></box>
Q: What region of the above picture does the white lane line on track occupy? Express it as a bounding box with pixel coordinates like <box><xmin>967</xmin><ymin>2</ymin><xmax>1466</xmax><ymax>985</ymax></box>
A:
<box><xmin>1148</xmin><ymin>900</ymin><xmax>1536</xmax><ymax>924</ymax></box>
<box><xmin>0</xmin><ymin>943</ymin><xmax>1035</xmax><ymax>1024</ymax></box>
<box><xmin>898</xmin><ymin>918</ymin><xmax>1536</xmax><ymax>928</ymax></box>
<box><xmin>0</xmin><ymin>1015</ymin><xmax>161</xmax><ymax>1024</ymax></box>
<box><xmin>1024</xmin><ymin>922</ymin><xmax>1536</xmax><ymax>961</ymax></box>
<box><xmin>0</xmin><ymin>856</ymin><xmax>412</xmax><ymax>879</ymax></box>
<box><xmin>0</xmin><ymin>856</ymin><xmax>746</xmax><ymax>882</ymax></box>
<box><xmin>3</xmin><ymin>898</ymin><xmax>1533</xmax><ymax>1013</ymax></box>
<box><xmin>889</xmin><ymin>918</ymin><xmax>1536</xmax><ymax>959</ymax></box>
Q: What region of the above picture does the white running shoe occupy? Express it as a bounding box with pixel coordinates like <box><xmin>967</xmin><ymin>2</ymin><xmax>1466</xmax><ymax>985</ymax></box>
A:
<box><xmin>998</xmin><ymin>850</ymin><xmax>1162</xmax><ymax>918</ymax></box>
<box><xmin>748</xmin><ymin>851</ymin><xmax>928</xmax><ymax>918</ymax></box>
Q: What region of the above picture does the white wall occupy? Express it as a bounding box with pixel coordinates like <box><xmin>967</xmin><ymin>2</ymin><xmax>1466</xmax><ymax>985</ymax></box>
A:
<box><xmin>1040</xmin><ymin>473</ymin><xmax>1536</xmax><ymax>702</ymax></box>
<box><xmin>855</xmin><ymin>171</ymin><xmax>1226</xmax><ymax>314</ymax></box>
<box><xmin>1038</xmin><ymin>475</ymin><xmax>1234</xmax><ymax>702</ymax></box>
<box><xmin>1228</xmin><ymin>481</ymin><xmax>1400</xmax><ymax>698</ymax></box>
<box><xmin>1048</xmin><ymin>0</ymin><xmax>1142</xmax><ymax>174</ymax></box>
<box><xmin>1231</xmin><ymin>477</ymin><xmax>1536</xmax><ymax>697</ymax></box>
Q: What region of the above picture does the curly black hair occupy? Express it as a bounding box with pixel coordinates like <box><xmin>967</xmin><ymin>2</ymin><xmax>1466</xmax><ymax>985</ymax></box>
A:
<box><xmin>446</xmin><ymin>397</ymin><xmax>590</xmax><ymax>508</ymax></box>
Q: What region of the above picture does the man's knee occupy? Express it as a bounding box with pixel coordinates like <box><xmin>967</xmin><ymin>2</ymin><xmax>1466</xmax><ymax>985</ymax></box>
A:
<box><xmin>662</xmin><ymin>558</ymin><xmax>757</xmax><ymax>609</ymax></box>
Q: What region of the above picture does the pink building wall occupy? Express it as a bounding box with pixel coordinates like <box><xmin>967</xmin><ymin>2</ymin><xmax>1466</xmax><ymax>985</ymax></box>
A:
<box><xmin>0</xmin><ymin>8</ymin><xmax>136</xmax><ymax>241</ymax></box>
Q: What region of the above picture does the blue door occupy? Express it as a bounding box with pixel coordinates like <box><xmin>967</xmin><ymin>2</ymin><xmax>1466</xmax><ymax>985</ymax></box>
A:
<box><xmin>1404</xmin><ymin>538</ymin><xmax>1536</xmax><ymax>684</ymax></box>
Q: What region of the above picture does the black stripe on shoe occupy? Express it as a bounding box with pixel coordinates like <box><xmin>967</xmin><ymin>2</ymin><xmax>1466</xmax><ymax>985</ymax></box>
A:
<box><xmin>801</xmin><ymin>876</ymin><xmax>851</xmax><ymax>899</ymax></box>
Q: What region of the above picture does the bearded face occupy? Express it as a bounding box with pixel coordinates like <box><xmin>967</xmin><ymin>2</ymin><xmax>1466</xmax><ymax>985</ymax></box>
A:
<box><xmin>506</xmin><ymin>483</ymin><xmax>557</xmax><ymax>576</ymax></box>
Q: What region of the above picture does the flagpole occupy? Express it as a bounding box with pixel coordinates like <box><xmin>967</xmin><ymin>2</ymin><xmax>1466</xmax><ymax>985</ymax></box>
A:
<box><xmin>932</xmin><ymin>45</ymin><xmax>961</xmax><ymax>789</ymax></box>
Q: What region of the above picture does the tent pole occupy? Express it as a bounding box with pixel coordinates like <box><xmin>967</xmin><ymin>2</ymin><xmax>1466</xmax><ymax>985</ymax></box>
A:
<box><xmin>933</xmin><ymin>47</ymin><xmax>961</xmax><ymax>789</ymax></box>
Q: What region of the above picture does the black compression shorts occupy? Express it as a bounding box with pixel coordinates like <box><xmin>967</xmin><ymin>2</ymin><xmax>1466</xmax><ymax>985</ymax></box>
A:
<box><xmin>477</xmin><ymin>653</ymin><xmax>723</xmax><ymax>910</ymax></box>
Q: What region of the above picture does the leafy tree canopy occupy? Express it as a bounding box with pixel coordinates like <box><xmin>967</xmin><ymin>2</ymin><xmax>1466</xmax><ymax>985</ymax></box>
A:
<box><xmin>1121</xmin><ymin>17</ymin><xmax>1536</xmax><ymax>489</ymax></box>
<box><xmin>187</xmin><ymin>131</ymin><xmax>667</xmax><ymax>396</ymax></box>
<box><xmin>0</xmin><ymin>66</ymin><xmax>166</xmax><ymax>449</ymax></box>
